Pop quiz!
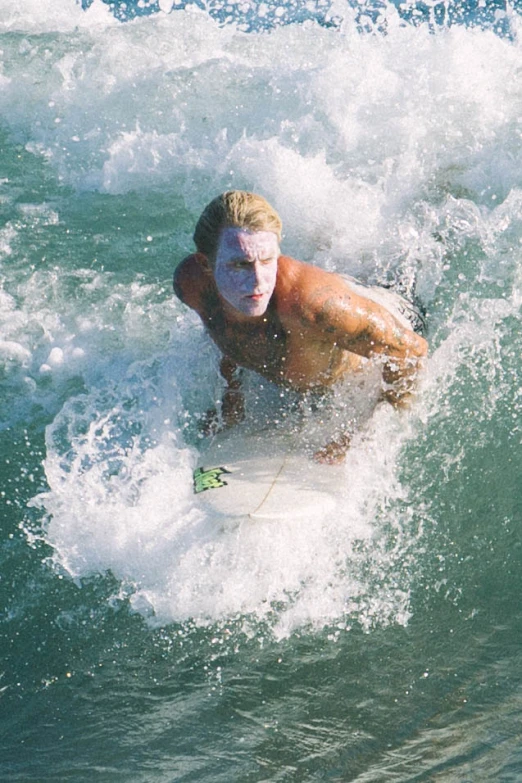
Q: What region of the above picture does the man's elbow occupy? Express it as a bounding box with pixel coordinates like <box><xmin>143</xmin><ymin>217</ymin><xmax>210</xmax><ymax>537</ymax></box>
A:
<box><xmin>408</xmin><ymin>333</ymin><xmax>428</xmax><ymax>360</ymax></box>
<box><xmin>417</xmin><ymin>335</ymin><xmax>429</xmax><ymax>359</ymax></box>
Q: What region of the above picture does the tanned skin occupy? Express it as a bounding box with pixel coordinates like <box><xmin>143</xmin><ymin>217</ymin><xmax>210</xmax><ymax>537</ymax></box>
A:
<box><xmin>174</xmin><ymin>251</ymin><xmax>428</xmax><ymax>462</ymax></box>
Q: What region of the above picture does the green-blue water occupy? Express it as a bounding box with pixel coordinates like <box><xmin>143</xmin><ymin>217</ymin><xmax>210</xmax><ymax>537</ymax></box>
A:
<box><xmin>2</xmin><ymin>1</ymin><xmax>522</xmax><ymax>779</ymax></box>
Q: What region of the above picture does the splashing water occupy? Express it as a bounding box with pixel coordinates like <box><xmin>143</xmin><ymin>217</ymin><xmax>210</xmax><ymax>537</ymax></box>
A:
<box><xmin>0</xmin><ymin>0</ymin><xmax>519</xmax><ymax>638</ymax></box>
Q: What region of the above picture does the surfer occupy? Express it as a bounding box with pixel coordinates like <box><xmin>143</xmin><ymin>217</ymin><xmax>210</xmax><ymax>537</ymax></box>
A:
<box><xmin>174</xmin><ymin>191</ymin><xmax>428</xmax><ymax>462</ymax></box>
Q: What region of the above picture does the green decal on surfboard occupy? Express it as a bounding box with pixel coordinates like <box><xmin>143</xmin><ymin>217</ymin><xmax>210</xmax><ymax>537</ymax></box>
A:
<box><xmin>193</xmin><ymin>466</ymin><xmax>231</xmax><ymax>494</ymax></box>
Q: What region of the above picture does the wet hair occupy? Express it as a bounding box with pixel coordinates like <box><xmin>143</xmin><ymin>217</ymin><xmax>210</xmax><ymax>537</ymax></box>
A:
<box><xmin>193</xmin><ymin>190</ymin><xmax>282</xmax><ymax>262</ymax></box>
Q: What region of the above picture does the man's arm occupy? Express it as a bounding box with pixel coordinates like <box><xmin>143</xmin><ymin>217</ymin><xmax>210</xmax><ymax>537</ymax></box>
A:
<box><xmin>303</xmin><ymin>282</ymin><xmax>427</xmax><ymax>406</ymax></box>
<box><xmin>312</xmin><ymin>288</ymin><xmax>426</xmax><ymax>463</ymax></box>
<box><xmin>219</xmin><ymin>356</ymin><xmax>245</xmax><ymax>427</ymax></box>
<box><xmin>173</xmin><ymin>259</ymin><xmax>245</xmax><ymax>433</ymax></box>
<box><xmin>195</xmin><ymin>356</ymin><xmax>245</xmax><ymax>436</ymax></box>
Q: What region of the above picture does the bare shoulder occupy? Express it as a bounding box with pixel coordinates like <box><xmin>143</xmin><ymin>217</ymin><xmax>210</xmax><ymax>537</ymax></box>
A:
<box><xmin>276</xmin><ymin>256</ymin><xmax>427</xmax><ymax>359</ymax></box>
<box><xmin>173</xmin><ymin>253</ymin><xmax>211</xmax><ymax>311</ymax></box>
<box><xmin>276</xmin><ymin>255</ymin><xmax>333</xmax><ymax>296</ymax></box>
<box><xmin>276</xmin><ymin>255</ymin><xmax>357</xmax><ymax>320</ymax></box>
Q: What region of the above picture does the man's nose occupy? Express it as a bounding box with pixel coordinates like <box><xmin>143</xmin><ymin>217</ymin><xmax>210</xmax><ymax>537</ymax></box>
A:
<box><xmin>250</xmin><ymin>262</ymin><xmax>262</xmax><ymax>286</ymax></box>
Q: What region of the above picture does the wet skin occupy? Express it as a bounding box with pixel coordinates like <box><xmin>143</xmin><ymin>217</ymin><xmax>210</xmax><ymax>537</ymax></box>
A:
<box><xmin>174</xmin><ymin>228</ymin><xmax>428</xmax><ymax>460</ymax></box>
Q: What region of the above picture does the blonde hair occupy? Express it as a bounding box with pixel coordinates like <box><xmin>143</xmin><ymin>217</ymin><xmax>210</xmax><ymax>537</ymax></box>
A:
<box><xmin>193</xmin><ymin>191</ymin><xmax>282</xmax><ymax>262</ymax></box>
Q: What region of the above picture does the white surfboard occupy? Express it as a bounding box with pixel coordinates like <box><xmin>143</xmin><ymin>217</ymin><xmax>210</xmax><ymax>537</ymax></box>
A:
<box><xmin>193</xmin><ymin>425</ymin><xmax>345</xmax><ymax>522</ymax></box>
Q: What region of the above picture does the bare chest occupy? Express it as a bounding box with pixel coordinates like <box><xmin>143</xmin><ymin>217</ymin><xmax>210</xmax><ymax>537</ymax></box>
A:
<box><xmin>205</xmin><ymin>311</ymin><xmax>289</xmax><ymax>383</ymax></box>
<box><xmin>201</xmin><ymin>291</ymin><xmax>364</xmax><ymax>390</ymax></box>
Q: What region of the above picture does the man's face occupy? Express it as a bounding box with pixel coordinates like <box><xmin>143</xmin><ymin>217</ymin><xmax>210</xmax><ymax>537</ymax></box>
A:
<box><xmin>214</xmin><ymin>227</ymin><xmax>279</xmax><ymax>318</ymax></box>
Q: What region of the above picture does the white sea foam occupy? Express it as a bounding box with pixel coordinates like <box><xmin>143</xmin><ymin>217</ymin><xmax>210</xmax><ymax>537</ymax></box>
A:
<box><xmin>0</xmin><ymin>0</ymin><xmax>115</xmax><ymax>33</ymax></box>
<box><xmin>37</xmin><ymin>379</ymin><xmax>415</xmax><ymax>637</ymax></box>
<box><xmin>8</xmin><ymin>2</ymin><xmax>521</xmax><ymax>633</ymax></box>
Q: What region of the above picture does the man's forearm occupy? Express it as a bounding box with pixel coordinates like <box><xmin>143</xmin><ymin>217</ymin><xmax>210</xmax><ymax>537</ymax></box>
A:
<box><xmin>220</xmin><ymin>356</ymin><xmax>245</xmax><ymax>427</ymax></box>
<box><xmin>221</xmin><ymin>386</ymin><xmax>245</xmax><ymax>426</ymax></box>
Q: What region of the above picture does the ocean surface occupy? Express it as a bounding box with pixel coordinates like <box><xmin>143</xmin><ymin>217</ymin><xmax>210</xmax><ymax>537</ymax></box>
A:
<box><xmin>2</xmin><ymin>0</ymin><xmax>522</xmax><ymax>779</ymax></box>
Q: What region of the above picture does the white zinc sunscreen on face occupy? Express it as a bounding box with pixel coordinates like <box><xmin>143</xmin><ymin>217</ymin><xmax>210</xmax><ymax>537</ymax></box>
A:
<box><xmin>214</xmin><ymin>228</ymin><xmax>279</xmax><ymax>317</ymax></box>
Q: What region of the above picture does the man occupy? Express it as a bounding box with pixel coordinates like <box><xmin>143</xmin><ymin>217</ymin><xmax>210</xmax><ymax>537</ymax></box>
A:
<box><xmin>174</xmin><ymin>191</ymin><xmax>428</xmax><ymax>462</ymax></box>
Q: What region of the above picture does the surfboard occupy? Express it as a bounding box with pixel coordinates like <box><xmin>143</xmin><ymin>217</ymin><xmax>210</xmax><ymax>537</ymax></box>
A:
<box><xmin>193</xmin><ymin>425</ymin><xmax>346</xmax><ymax>522</ymax></box>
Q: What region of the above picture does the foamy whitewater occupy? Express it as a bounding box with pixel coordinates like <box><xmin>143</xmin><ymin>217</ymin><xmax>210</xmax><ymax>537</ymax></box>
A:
<box><xmin>2</xmin><ymin>1</ymin><xmax>522</xmax><ymax>779</ymax></box>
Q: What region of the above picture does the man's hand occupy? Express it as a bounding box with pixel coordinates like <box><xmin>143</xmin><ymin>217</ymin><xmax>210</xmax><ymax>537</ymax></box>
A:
<box><xmin>314</xmin><ymin>432</ymin><xmax>351</xmax><ymax>464</ymax></box>
<box><xmin>198</xmin><ymin>407</ymin><xmax>220</xmax><ymax>437</ymax></box>
<box><xmin>221</xmin><ymin>386</ymin><xmax>245</xmax><ymax>428</ymax></box>
<box><xmin>198</xmin><ymin>393</ymin><xmax>245</xmax><ymax>437</ymax></box>
<box><xmin>380</xmin><ymin>354</ymin><xmax>426</xmax><ymax>408</ymax></box>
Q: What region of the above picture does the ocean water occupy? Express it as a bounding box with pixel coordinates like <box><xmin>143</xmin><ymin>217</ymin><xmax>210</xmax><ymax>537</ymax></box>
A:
<box><xmin>2</xmin><ymin>0</ymin><xmax>522</xmax><ymax>779</ymax></box>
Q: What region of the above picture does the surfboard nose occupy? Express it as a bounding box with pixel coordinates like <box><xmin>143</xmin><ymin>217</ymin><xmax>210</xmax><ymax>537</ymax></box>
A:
<box><xmin>194</xmin><ymin>428</ymin><xmax>345</xmax><ymax>523</ymax></box>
